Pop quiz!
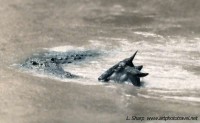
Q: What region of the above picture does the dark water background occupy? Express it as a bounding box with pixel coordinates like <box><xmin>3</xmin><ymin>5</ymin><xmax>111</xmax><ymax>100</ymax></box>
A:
<box><xmin>0</xmin><ymin>0</ymin><xmax>200</xmax><ymax>123</ymax></box>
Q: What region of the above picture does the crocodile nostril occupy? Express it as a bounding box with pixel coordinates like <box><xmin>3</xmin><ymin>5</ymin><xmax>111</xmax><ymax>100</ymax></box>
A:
<box><xmin>75</xmin><ymin>56</ymin><xmax>81</xmax><ymax>60</ymax></box>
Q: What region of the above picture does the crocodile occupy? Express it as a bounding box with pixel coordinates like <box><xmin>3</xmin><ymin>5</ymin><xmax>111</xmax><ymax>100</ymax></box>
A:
<box><xmin>98</xmin><ymin>51</ymin><xmax>148</xmax><ymax>86</ymax></box>
<box><xmin>21</xmin><ymin>50</ymin><xmax>100</xmax><ymax>78</ymax></box>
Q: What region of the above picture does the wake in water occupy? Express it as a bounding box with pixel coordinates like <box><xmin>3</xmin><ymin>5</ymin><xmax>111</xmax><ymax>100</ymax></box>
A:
<box><xmin>62</xmin><ymin>35</ymin><xmax>200</xmax><ymax>103</ymax></box>
<box><xmin>15</xmin><ymin>32</ymin><xmax>200</xmax><ymax>103</ymax></box>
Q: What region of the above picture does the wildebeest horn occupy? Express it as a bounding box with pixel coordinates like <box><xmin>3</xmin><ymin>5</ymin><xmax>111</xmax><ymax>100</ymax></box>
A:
<box><xmin>127</xmin><ymin>50</ymin><xmax>138</xmax><ymax>63</ymax></box>
<box><xmin>130</xmin><ymin>50</ymin><xmax>138</xmax><ymax>61</ymax></box>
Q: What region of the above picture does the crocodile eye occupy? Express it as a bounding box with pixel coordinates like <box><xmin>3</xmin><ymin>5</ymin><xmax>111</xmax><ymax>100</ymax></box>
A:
<box><xmin>31</xmin><ymin>61</ymin><xmax>39</xmax><ymax>66</ymax></box>
<box><xmin>51</xmin><ymin>58</ymin><xmax>56</xmax><ymax>62</ymax></box>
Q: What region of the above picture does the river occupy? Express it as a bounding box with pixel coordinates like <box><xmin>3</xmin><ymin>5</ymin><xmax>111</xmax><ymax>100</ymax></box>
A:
<box><xmin>0</xmin><ymin>0</ymin><xmax>200</xmax><ymax>123</ymax></box>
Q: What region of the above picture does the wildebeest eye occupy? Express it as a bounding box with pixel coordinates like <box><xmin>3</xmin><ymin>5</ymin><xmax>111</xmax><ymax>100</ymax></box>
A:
<box><xmin>118</xmin><ymin>62</ymin><xmax>126</xmax><ymax>67</ymax></box>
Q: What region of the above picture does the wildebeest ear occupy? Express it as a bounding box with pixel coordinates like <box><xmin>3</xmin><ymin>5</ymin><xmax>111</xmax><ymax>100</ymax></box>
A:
<box><xmin>137</xmin><ymin>72</ymin><xmax>148</xmax><ymax>77</ymax></box>
<box><xmin>135</xmin><ymin>65</ymin><xmax>143</xmax><ymax>71</ymax></box>
<box><xmin>125</xmin><ymin>66</ymin><xmax>148</xmax><ymax>77</ymax></box>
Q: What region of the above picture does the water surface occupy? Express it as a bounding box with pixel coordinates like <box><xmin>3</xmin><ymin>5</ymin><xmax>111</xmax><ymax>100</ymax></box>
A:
<box><xmin>0</xmin><ymin>0</ymin><xmax>200</xmax><ymax>123</ymax></box>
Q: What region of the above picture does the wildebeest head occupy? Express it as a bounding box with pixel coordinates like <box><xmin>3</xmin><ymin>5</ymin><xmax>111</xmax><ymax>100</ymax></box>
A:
<box><xmin>98</xmin><ymin>50</ymin><xmax>148</xmax><ymax>86</ymax></box>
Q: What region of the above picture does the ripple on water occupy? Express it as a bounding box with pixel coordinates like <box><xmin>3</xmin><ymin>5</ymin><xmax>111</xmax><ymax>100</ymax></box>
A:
<box><xmin>17</xmin><ymin>34</ymin><xmax>200</xmax><ymax>103</ymax></box>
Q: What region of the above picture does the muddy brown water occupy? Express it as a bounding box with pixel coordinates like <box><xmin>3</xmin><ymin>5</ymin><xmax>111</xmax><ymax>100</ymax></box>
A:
<box><xmin>0</xmin><ymin>0</ymin><xmax>200</xmax><ymax>123</ymax></box>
